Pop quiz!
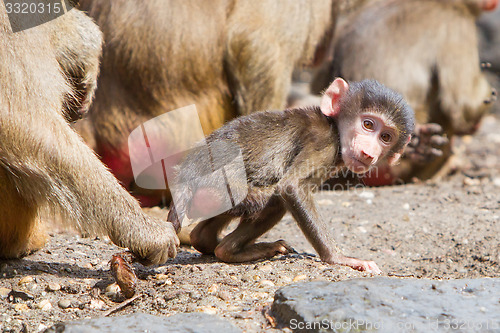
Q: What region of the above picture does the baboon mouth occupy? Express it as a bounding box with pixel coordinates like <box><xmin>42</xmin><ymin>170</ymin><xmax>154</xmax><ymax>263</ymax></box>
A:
<box><xmin>346</xmin><ymin>155</ymin><xmax>371</xmax><ymax>174</ymax></box>
<box><xmin>351</xmin><ymin>156</ymin><xmax>369</xmax><ymax>168</ymax></box>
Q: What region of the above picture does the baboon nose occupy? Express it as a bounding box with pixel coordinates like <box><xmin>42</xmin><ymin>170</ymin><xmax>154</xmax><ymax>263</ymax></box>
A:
<box><xmin>361</xmin><ymin>151</ymin><xmax>374</xmax><ymax>161</ymax></box>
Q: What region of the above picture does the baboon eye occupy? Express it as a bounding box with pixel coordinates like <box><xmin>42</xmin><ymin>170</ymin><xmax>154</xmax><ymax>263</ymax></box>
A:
<box><xmin>381</xmin><ymin>132</ymin><xmax>392</xmax><ymax>143</ymax></box>
<box><xmin>363</xmin><ymin>119</ymin><xmax>374</xmax><ymax>130</ymax></box>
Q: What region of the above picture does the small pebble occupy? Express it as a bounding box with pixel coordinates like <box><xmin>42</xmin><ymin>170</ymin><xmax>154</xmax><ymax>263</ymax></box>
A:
<box><xmin>37</xmin><ymin>324</ymin><xmax>48</xmax><ymax>332</ymax></box>
<box><xmin>154</xmin><ymin>273</ymin><xmax>169</xmax><ymax>280</ymax></box>
<box><xmin>14</xmin><ymin>304</ymin><xmax>29</xmax><ymax>312</ymax></box>
<box><xmin>58</xmin><ymin>299</ymin><xmax>72</xmax><ymax>309</ymax></box>
<box><xmin>196</xmin><ymin>306</ymin><xmax>217</xmax><ymax>315</ymax></box>
<box><xmin>258</xmin><ymin>280</ymin><xmax>275</xmax><ymax>288</ymax></box>
<box><xmin>317</xmin><ymin>199</ymin><xmax>334</xmax><ymax>206</ymax></box>
<box><xmin>89</xmin><ymin>299</ymin><xmax>105</xmax><ymax>310</ymax></box>
<box><xmin>47</xmin><ymin>282</ymin><xmax>61</xmax><ymax>292</ymax></box>
<box><xmin>82</xmin><ymin>263</ymin><xmax>93</xmax><ymax>269</ymax></box>
<box><xmin>258</xmin><ymin>265</ymin><xmax>273</xmax><ymax>272</ymax></box>
<box><xmin>463</xmin><ymin>177</ymin><xmax>480</xmax><ymax>186</ymax></box>
<box><xmin>382</xmin><ymin>248</ymin><xmax>397</xmax><ymax>256</ymax></box>
<box><xmin>341</xmin><ymin>201</ymin><xmax>351</xmax><ymax>207</ymax></box>
<box><xmin>402</xmin><ymin>203</ymin><xmax>410</xmax><ymax>210</ymax></box>
<box><xmin>18</xmin><ymin>276</ymin><xmax>34</xmax><ymax>285</ymax></box>
<box><xmin>358</xmin><ymin>191</ymin><xmax>374</xmax><ymax>199</ymax></box>
<box><xmin>253</xmin><ymin>292</ymin><xmax>268</xmax><ymax>299</ymax></box>
<box><xmin>37</xmin><ymin>299</ymin><xmax>52</xmax><ymax>311</ymax></box>
<box><xmin>105</xmin><ymin>283</ymin><xmax>121</xmax><ymax>297</ymax></box>
<box><xmin>153</xmin><ymin>267</ymin><xmax>165</xmax><ymax>274</ymax></box>
<box><xmin>190</xmin><ymin>290</ymin><xmax>202</xmax><ymax>300</ymax></box>
<box><xmin>207</xmin><ymin>284</ymin><xmax>218</xmax><ymax>293</ymax></box>
<box><xmin>293</xmin><ymin>274</ymin><xmax>307</xmax><ymax>282</ymax></box>
<box><xmin>217</xmin><ymin>290</ymin><xmax>231</xmax><ymax>301</ymax></box>
<box><xmin>493</xmin><ymin>178</ymin><xmax>500</xmax><ymax>187</ymax></box>
<box><xmin>252</xmin><ymin>275</ymin><xmax>261</xmax><ymax>281</ymax></box>
<box><xmin>0</xmin><ymin>287</ymin><xmax>11</xmax><ymax>299</ymax></box>
<box><xmin>227</xmin><ymin>305</ymin><xmax>239</xmax><ymax>312</ymax></box>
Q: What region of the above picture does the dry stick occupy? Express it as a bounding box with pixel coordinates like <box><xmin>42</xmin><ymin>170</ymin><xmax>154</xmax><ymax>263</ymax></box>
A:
<box><xmin>103</xmin><ymin>293</ymin><xmax>143</xmax><ymax>317</ymax></box>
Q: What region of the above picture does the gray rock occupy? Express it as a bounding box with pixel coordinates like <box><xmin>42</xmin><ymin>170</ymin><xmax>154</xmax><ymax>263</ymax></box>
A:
<box><xmin>272</xmin><ymin>277</ymin><xmax>500</xmax><ymax>332</ymax></box>
<box><xmin>44</xmin><ymin>313</ymin><xmax>241</xmax><ymax>333</ymax></box>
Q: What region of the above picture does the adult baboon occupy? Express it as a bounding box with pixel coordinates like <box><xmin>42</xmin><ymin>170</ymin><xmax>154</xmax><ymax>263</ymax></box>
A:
<box><xmin>0</xmin><ymin>5</ymin><xmax>178</xmax><ymax>262</ymax></box>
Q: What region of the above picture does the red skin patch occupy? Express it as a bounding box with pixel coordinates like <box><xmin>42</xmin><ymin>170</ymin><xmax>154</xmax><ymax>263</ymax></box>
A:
<box><xmin>134</xmin><ymin>194</ymin><xmax>163</xmax><ymax>208</ymax></box>
<box><xmin>98</xmin><ymin>140</ymin><xmax>189</xmax><ymax>207</ymax></box>
<box><xmin>482</xmin><ymin>0</ymin><xmax>499</xmax><ymax>11</ymax></box>
<box><xmin>361</xmin><ymin>164</ymin><xmax>395</xmax><ymax>187</ymax></box>
<box><xmin>99</xmin><ymin>144</ymin><xmax>133</xmax><ymax>190</ymax></box>
<box><xmin>98</xmin><ymin>143</ymin><xmax>164</xmax><ymax>207</ymax></box>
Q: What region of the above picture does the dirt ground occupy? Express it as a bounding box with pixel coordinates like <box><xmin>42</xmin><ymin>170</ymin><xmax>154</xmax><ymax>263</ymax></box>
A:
<box><xmin>1</xmin><ymin>114</ymin><xmax>499</xmax><ymax>332</ymax></box>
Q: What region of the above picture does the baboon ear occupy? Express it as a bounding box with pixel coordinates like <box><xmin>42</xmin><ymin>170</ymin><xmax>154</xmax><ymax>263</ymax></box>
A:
<box><xmin>320</xmin><ymin>77</ymin><xmax>349</xmax><ymax>117</ymax></box>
